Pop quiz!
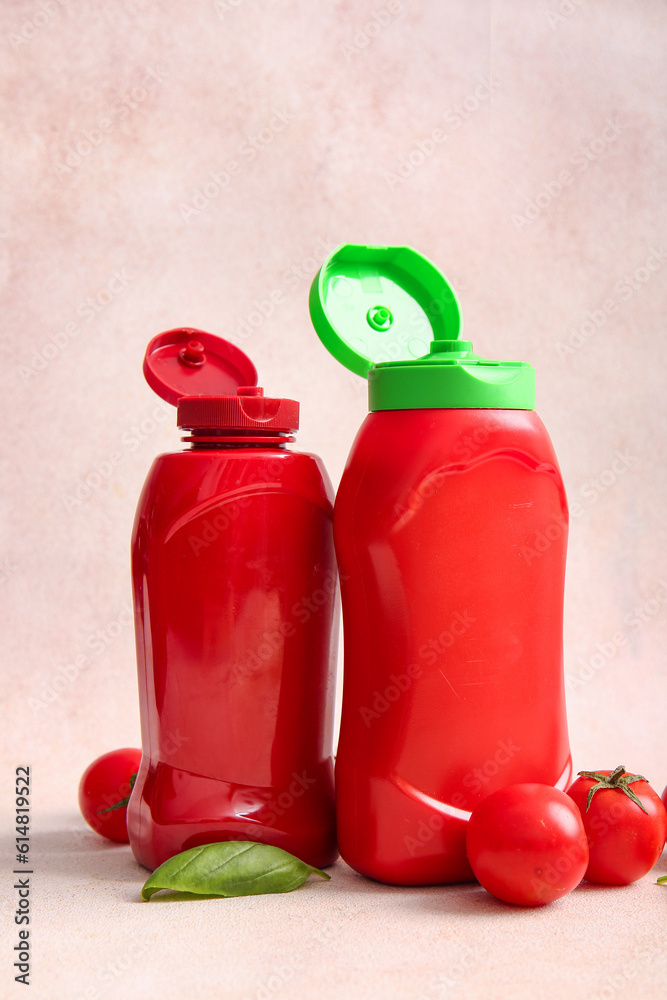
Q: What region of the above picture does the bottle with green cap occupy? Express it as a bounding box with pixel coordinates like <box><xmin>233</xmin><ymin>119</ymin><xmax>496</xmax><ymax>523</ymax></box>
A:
<box><xmin>309</xmin><ymin>244</ymin><xmax>572</xmax><ymax>886</ymax></box>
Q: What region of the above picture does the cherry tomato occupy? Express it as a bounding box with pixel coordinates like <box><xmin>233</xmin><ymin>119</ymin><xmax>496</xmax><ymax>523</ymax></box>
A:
<box><xmin>78</xmin><ymin>748</ymin><xmax>142</xmax><ymax>843</ymax></box>
<box><xmin>567</xmin><ymin>766</ymin><xmax>667</xmax><ymax>885</ymax></box>
<box><xmin>466</xmin><ymin>783</ymin><xmax>589</xmax><ymax>906</ymax></box>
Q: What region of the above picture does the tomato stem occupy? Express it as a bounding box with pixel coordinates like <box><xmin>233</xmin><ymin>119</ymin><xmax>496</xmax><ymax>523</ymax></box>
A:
<box><xmin>577</xmin><ymin>765</ymin><xmax>648</xmax><ymax>814</ymax></box>
<box><xmin>97</xmin><ymin>772</ymin><xmax>137</xmax><ymax>814</ymax></box>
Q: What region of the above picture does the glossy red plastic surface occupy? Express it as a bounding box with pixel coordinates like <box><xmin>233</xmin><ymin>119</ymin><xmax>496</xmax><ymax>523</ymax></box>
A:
<box><xmin>143</xmin><ymin>328</ymin><xmax>257</xmax><ymax>405</ymax></box>
<box><xmin>334</xmin><ymin>408</ymin><xmax>572</xmax><ymax>885</ymax></box>
<box><xmin>127</xmin><ymin>442</ymin><xmax>339</xmax><ymax>871</ymax></box>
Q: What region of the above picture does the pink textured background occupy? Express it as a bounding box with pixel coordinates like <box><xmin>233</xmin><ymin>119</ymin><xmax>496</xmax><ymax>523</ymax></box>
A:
<box><xmin>1</xmin><ymin>1</ymin><xmax>666</xmax><ymax>998</ymax></box>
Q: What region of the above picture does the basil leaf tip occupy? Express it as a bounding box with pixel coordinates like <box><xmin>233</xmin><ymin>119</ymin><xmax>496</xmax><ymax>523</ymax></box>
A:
<box><xmin>140</xmin><ymin>841</ymin><xmax>331</xmax><ymax>901</ymax></box>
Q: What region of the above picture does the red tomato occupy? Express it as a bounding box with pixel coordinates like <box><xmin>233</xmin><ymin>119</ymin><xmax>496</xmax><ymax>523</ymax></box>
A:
<box><xmin>78</xmin><ymin>748</ymin><xmax>142</xmax><ymax>843</ymax></box>
<box><xmin>567</xmin><ymin>766</ymin><xmax>667</xmax><ymax>885</ymax></box>
<box><xmin>466</xmin><ymin>783</ymin><xmax>589</xmax><ymax>906</ymax></box>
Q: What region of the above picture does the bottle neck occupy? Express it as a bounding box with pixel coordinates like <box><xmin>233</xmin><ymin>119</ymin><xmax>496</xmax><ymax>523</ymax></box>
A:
<box><xmin>181</xmin><ymin>428</ymin><xmax>296</xmax><ymax>450</ymax></box>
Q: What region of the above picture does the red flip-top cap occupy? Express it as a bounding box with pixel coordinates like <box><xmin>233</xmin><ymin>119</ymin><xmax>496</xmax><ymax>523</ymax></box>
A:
<box><xmin>177</xmin><ymin>388</ymin><xmax>299</xmax><ymax>432</ymax></box>
<box><xmin>143</xmin><ymin>328</ymin><xmax>258</xmax><ymax>404</ymax></box>
<box><xmin>142</xmin><ymin>328</ymin><xmax>299</xmax><ymax>432</ymax></box>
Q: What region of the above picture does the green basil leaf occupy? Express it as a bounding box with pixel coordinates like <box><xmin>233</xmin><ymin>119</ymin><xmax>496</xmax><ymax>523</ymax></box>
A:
<box><xmin>140</xmin><ymin>841</ymin><xmax>331</xmax><ymax>901</ymax></box>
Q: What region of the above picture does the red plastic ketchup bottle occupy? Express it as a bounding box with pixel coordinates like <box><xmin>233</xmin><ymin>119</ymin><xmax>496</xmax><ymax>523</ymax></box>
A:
<box><xmin>309</xmin><ymin>246</ymin><xmax>572</xmax><ymax>885</ymax></box>
<box><xmin>127</xmin><ymin>328</ymin><xmax>339</xmax><ymax>871</ymax></box>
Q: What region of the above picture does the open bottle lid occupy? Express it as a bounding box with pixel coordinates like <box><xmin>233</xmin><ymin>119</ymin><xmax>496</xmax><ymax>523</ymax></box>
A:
<box><xmin>309</xmin><ymin>245</ymin><xmax>535</xmax><ymax>410</ymax></box>
<box><xmin>143</xmin><ymin>328</ymin><xmax>298</xmax><ymax>431</ymax></box>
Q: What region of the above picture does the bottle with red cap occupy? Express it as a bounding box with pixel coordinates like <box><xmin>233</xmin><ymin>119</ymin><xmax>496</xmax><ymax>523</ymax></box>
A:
<box><xmin>127</xmin><ymin>328</ymin><xmax>339</xmax><ymax>871</ymax></box>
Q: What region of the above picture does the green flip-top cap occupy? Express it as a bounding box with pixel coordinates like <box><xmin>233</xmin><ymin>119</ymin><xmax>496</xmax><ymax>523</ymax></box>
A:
<box><xmin>309</xmin><ymin>244</ymin><xmax>535</xmax><ymax>410</ymax></box>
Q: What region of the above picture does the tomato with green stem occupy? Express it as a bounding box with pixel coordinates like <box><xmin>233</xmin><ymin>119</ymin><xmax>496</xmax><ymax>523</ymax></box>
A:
<box><xmin>78</xmin><ymin>748</ymin><xmax>142</xmax><ymax>843</ymax></box>
<box><xmin>567</xmin><ymin>765</ymin><xmax>666</xmax><ymax>885</ymax></box>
